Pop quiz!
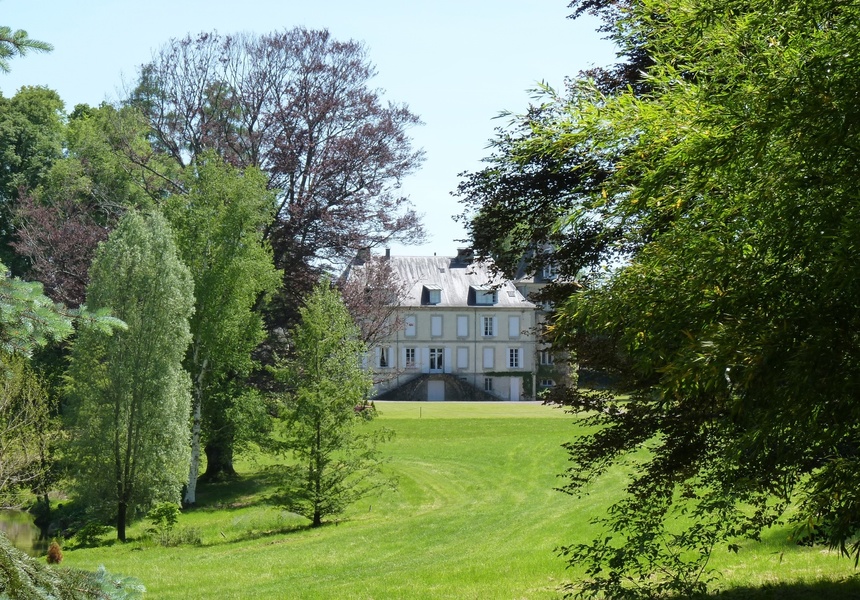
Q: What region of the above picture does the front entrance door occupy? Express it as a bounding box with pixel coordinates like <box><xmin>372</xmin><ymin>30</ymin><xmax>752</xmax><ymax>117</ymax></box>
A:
<box><xmin>509</xmin><ymin>377</ymin><xmax>521</xmax><ymax>401</ymax></box>
<box><xmin>429</xmin><ymin>348</ymin><xmax>444</xmax><ymax>373</ymax></box>
<box><xmin>428</xmin><ymin>380</ymin><xmax>445</xmax><ymax>401</ymax></box>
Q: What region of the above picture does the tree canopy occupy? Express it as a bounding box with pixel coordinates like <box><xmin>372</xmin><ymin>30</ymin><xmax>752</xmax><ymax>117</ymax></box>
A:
<box><xmin>129</xmin><ymin>28</ymin><xmax>425</xmax><ymax>320</ymax></box>
<box><xmin>459</xmin><ymin>0</ymin><xmax>860</xmax><ymax>597</ymax></box>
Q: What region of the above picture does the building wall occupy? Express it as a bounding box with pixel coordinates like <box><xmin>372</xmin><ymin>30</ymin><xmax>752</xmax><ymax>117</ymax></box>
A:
<box><xmin>371</xmin><ymin>305</ymin><xmax>537</xmax><ymax>400</ymax></box>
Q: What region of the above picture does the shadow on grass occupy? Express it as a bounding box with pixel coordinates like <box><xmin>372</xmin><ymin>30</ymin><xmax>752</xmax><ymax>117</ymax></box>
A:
<box><xmin>192</xmin><ymin>466</ymin><xmax>284</xmax><ymax>511</ymax></box>
<box><xmin>704</xmin><ymin>576</ymin><xmax>860</xmax><ymax>599</ymax></box>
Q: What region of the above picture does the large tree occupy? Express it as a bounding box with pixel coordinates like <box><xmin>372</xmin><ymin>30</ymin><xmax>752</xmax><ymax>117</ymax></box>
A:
<box><xmin>273</xmin><ymin>280</ymin><xmax>391</xmax><ymax>527</ymax></box>
<box><xmin>66</xmin><ymin>210</ymin><xmax>194</xmax><ymax>542</ymax></box>
<box><xmin>460</xmin><ymin>0</ymin><xmax>860</xmax><ymax>597</ymax></box>
<box><xmin>129</xmin><ymin>28</ymin><xmax>425</xmax><ymax>317</ymax></box>
<box><xmin>125</xmin><ymin>27</ymin><xmax>424</xmax><ymax>480</ymax></box>
<box><xmin>162</xmin><ymin>155</ymin><xmax>280</xmax><ymax>502</ymax></box>
<box><xmin>11</xmin><ymin>102</ymin><xmax>170</xmax><ymax>306</ymax></box>
<box><xmin>0</xmin><ymin>86</ymin><xmax>65</xmax><ymax>272</ymax></box>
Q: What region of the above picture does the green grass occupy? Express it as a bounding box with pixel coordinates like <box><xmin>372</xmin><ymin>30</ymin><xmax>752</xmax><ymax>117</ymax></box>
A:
<box><xmin>60</xmin><ymin>402</ymin><xmax>860</xmax><ymax>599</ymax></box>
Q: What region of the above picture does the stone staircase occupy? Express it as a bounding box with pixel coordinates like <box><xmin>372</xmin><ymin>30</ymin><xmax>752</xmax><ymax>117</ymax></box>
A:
<box><xmin>374</xmin><ymin>373</ymin><xmax>499</xmax><ymax>402</ymax></box>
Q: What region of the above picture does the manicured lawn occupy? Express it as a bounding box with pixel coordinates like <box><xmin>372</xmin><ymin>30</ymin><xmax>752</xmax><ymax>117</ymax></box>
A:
<box><xmin>61</xmin><ymin>402</ymin><xmax>860</xmax><ymax>599</ymax></box>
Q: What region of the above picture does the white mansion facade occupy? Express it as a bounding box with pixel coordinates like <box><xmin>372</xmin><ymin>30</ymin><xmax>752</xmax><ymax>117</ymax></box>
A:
<box><xmin>347</xmin><ymin>249</ymin><xmax>541</xmax><ymax>401</ymax></box>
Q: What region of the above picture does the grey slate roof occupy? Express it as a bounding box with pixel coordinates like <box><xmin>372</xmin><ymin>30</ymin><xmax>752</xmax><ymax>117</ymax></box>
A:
<box><xmin>384</xmin><ymin>255</ymin><xmax>536</xmax><ymax>309</ymax></box>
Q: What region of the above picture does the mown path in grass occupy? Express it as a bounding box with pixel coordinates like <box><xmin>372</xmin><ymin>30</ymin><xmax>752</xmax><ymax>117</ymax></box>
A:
<box><xmin>62</xmin><ymin>402</ymin><xmax>860</xmax><ymax>599</ymax></box>
<box><xmin>63</xmin><ymin>402</ymin><xmax>587</xmax><ymax>599</ymax></box>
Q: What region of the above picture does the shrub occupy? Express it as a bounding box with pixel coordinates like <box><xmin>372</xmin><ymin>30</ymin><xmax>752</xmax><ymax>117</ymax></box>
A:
<box><xmin>73</xmin><ymin>522</ymin><xmax>111</xmax><ymax>549</ymax></box>
<box><xmin>46</xmin><ymin>541</ymin><xmax>63</xmax><ymax>564</ymax></box>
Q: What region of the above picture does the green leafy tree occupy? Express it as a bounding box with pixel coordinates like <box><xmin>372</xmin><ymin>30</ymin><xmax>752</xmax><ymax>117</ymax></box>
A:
<box><xmin>162</xmin><ymin>155</ymin><xmax>280</xmax><ymax>503</ymax></box>
<box><xmin>0</xmin><ymin>86</ymin><xmax>65</xmax><ymax>271</ymax></box>
<box><xmin>66</xmin><ymin>210</ymin><xmax>194</xmax><ymax>542</ymax></box>
<box><xmin>460</xmin><ymin>0</ymin><xmax>860</xmax><ymax>597</ymax></box>
<box><xmin>274</xmin><ymin>281</ymin><xmax>392</xmax><ymax>527</ymax></box>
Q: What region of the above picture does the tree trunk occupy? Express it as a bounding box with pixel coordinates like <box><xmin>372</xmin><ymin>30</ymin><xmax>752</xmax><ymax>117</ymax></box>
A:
<box><xmin>201</xmin><ymin>438</ymin><xmax>237</xmax><ymax>482</ymax></box>
<box><xmin>184</xmin><ymin>396</ymin><xmax>202</xmax><ymax>506</ymax></box>
<box><xmin>312</xmin><ymin>509</ymin><xmax>321</xmax><ymax>528</ymax></box>
<box><xmin>117</xmin><ymin>501</ymin><xmax>127</xmax><ymax>542</ymax></box>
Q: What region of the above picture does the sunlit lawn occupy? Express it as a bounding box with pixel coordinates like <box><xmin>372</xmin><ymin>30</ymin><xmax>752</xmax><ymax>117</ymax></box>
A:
<box><xmin>61</xmin><ymin>402</ymin><xmax>860</xmax><ymax>599</ymax></box>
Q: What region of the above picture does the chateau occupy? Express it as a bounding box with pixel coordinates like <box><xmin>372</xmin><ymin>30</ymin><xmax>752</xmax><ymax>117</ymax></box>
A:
<box><xmin>345</xmin><ymin>248</ymin><xmax>548</xmax><ymax>401</ymax></box>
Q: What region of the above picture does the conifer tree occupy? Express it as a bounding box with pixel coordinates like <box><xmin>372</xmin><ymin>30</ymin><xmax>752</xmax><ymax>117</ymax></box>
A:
<box><xmin>274</xmin><ymin>280</ymin><xmax>392</xmax><ymax>527</ymax></box>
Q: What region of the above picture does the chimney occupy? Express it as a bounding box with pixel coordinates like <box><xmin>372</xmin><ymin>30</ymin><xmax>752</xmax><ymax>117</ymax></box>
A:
<box><xmin>385</xmin><ymin>248</ymin><xmax>391</xmax><ymax>260</ymax></box>
<box><xmin>455</xmin><ymin>247</ymin><xmax>474</xmax><ymax>265</ymax></box>
<box><xmin>354</xmin><ymin>247</ymin><xmax>371</xmax><ymax>265</ymax></box>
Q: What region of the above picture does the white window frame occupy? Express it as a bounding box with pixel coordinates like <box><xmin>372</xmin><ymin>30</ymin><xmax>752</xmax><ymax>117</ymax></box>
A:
<box><xmin>425</xmin><ymin>284</ymin><xmax>442</xmax><ymax>305</ymax></box>
<box><xmin>508</xmin><ymin>347</ymin><xmax>522</xmax><ymax>369</ymax></box>
<box><xmin>405</xmin><ymin>347</ymin><xmax>417</xmax><ymax>368</ymax></box>
<box><xmin>475</xmin><ymin>289</ymin><xmax>498</xmax><ymax>305</ymax></box>
<box><xmin>540</xmin><ymin>350</ymin><xmax>554</xmax><ymax>365</ymax></box>
<box><xmin>429</xmin><ymin>347</ymin><xmax>444</xmax><ymax>372</ymax></box>
<box><xmin>482</xmin><ymin>315</ymin><xmax>496</xmax><ymax>337</ymax></box>
<box><xmin>484</xmin><ymin>377</ymin><xmax>493</xmax><ymax>392</ymax></box>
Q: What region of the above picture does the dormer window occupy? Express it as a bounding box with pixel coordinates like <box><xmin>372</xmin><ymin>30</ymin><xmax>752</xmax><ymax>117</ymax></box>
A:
<box><xmin>424</xmin><ymin>284</ymin><xmax>442</xmax><ymax>305</ymax></box>
<box><xmin>542</xmin><ymin>263</ymin><xmax>557</xmax><ymax>281</ymax></box>
<box><xmin>473</xmin><ymin>286</ymin><xmax>497</xmax><ymax>305</ymax></box>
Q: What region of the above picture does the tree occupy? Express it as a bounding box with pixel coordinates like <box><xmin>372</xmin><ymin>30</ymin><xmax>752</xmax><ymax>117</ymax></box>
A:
<box><xmin>338</xmin><ymin>254</ymin><xmax>409</xmax><ymax>345</ymax></box>
<box><xmin>459</xmin><ymin>0</ymin><xmax>860</xmax><ymax>597</ymax></box>
<box><xmin>129</xmin><ymin>28</ymin><xmax>425</xmax><ymax>318</ymax></box>
<box><xmin>273</xmin><ymin>280</ymin><xmax>392</xmax><ymax>527</ymax></box>
<box><xmin>0</xmin><ymin>25</ymin><xmax>52</xmax><ymax>74</ymax></box>
<box><xmin>66</xmin><ymin>210</ymin><xmax>194</xmax><ymax>542</ymax></box>
<box><xmin>0</xmin><ymin>350</ymin><xmax>53</xmax><ymax>508</ymax></box>
<box><xmin>162</xmin><ymin>155</ymin><xmax>281</xmax><ymax>503</ymax></box>
<box><xmin>10</xmin><ymin>102</ymin><xmax>173</xmax><ymax>306</ymax></box>
<box><xmin>0</xmin><ymin>86</ymin><xmax>65</xmax><ymax>271</ymax></box>
<box><xmin>126</xmin><ymin>27</ymin><xmax>425</xmax><ymax>481</ymax></box>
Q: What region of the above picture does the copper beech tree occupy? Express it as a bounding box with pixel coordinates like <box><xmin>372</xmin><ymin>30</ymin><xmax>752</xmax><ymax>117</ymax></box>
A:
<box><xmin>126</xmin><ymin>27</ymin><xmax>425</xmax><ymax>481</ymax></box>
<box><xmin>130</xmin><ymin>28</ymin><xmax>426</xmax><ymax>315</ymax></box>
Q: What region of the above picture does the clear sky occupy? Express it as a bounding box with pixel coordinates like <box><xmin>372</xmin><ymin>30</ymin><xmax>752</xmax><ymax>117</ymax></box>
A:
<box><xmin>2</xmin><ymin>0</ymin><xmax>616</xmax><ymax>257</ymax></box>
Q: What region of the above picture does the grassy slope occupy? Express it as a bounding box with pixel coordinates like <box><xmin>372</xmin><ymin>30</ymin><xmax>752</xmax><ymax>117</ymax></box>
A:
<box><xmin>62</xmin><ymin>402</ymin><xmax>860</xmax><ymax>599</ymax></box>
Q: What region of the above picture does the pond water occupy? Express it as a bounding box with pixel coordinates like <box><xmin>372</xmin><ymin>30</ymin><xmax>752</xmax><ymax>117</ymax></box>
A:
<box><xmin>0</xmin><ymin>510</ymin><xmax>47</xmax><ymax>556</ymax></box>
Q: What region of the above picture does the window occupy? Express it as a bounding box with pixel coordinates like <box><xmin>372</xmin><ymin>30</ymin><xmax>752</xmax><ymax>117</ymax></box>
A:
<box><xmin>404</xmin><ymin>315</ymin><xmax>416</xmax><ymax>337</ymax></box>
<box><xmin>540</xmin><ymin>350</ymin><xmax>554</xmax><ymax>365</ymax></box>
<box><xmin>542</xmin><ymin>263</ymin><xmax>557</xmax><ymax>280</ymax></box>
<box><xmin>484</xmin><ymin>377</ymin><xmax>493</xmax><ymax>392</ymax></box>
<box><xmin>508</xmin><ymin>348</ymin><xmax>521</xmax><ymax>369</ymax></box>
<box><xmin>457</xmin><ymin>347</ymin><xmax>468</xmax><ymax>369</ymax></box>
<box><xmin>377</xmin><ymin>346</ymin><xmax>391</xmax><ymax>368</ymax></box>
<box><xmin>457</xmin><ymin>315</ymin><xmax>468</xmax><ymax>337</ymax></box>
<box><xmin>430</xmin><ymin>348</ymin><xmax>444</xmax><ymax>372</ymax></box>
<box><xmin>482</xmin><ymin>347</ymin><xmax>495</xmax><ymax>369</ymax></box>
<box><xmin>540</xmin><ymin>379</ymin><xmax>556</xmax><ymax>387</ymax></box>
<box><xmin>482</xmin><ymin>316</ymin><xmax>496</xmax><ymax>337</ymax></box>
<box><xmin>474</xmin><ymin>287</ymin><xmax>498</xmax><ymax>305</ymax></box>
<box><xmin>405</xmin><ymin>348</ymin><xmax>417</xmax><ymax>368</ymax></box>
<box><xmin>424</xmin><ymin>284</ymin><xmax>442</xmax><ymax>305</ymax></box>
<box><xmin>508</xmin><ymin>315</ymin><xmax>520</xmax><ymax>338</ymax></box>
<box><xmin>431</xmin><ymin>315</ymin><xmax>442</xmax><ymax>337</ymax></box>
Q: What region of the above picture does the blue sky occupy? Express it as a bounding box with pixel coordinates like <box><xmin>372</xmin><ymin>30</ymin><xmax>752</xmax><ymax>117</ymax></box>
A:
<box><xmin>2</xmin><ymin>1</ymin><xmax>616</xmax><ymax>257</ymax></box>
